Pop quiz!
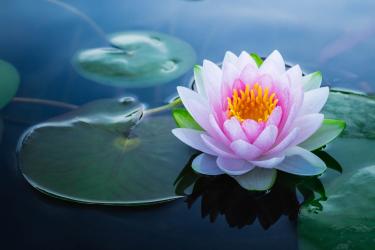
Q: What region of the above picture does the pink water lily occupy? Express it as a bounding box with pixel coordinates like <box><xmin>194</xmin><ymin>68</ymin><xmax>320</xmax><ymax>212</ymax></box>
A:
<box><xmin>172</xmin><ymin>50</ymin><xmax>342</xmax><ymax>190</ymax></box>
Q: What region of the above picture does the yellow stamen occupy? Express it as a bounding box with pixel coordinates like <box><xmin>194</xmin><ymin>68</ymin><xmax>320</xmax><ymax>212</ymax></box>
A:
<box><xmin>227</xmin><ymin>83</ymin><xmax>279</xmax><ymax>122</ymax></box>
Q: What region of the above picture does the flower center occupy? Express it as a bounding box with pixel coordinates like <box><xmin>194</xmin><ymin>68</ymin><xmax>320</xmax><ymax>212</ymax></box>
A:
<box><xmin>227</xmin><ymin>83</ymin><xmax>278</xmax><ymax>122</ymax></box>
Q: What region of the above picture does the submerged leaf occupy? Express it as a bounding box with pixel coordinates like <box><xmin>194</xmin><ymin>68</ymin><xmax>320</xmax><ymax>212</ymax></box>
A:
<box><xmin>0</xmin><ymin>59</ymin><xmax>20</xmax><ymax>108</ymax></box>
<box><xmin>73</xmin><ymin>31</ymin><xmax>196</xmax><ymax>88</ymax></box>
<box><xmin>18</xmin><ymin>97</ymin><xmax>194</xmax><ymax>205</ymax></box>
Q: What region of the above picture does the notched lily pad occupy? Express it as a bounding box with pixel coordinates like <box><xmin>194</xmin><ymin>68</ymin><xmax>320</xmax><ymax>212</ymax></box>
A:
<box><xmin>73</xmin><ymin>31</ymin><xmax>196</xmax><ymax>88</ymax></box>
<box><xmin>18</xmin><ymin>97</ymin><xmax>194</xmax><ymax>205</ymax></box>
<box><xmin>0</xmin><ymin>59</ymin><xmax>20</xmax><ymax>108</ymax></box>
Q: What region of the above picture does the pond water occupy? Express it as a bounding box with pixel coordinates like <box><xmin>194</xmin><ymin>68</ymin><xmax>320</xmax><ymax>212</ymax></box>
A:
<box><xmin>1</xmin><ymin>0</ymin><xmax>375</xmax><ymax>249</ymax></box>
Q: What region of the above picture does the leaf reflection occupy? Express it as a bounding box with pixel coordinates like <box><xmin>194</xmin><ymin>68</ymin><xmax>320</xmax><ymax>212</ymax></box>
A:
<box><xmin>175</xmin><ymin>150</ymin><xmax>342</xmax><ymax>229</ymax></box>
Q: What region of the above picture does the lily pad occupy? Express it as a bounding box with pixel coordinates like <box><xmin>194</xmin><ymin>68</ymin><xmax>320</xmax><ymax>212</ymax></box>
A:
<box><xmin>18</xmin><ymin>97</ymin><xmax>194</xmax><ymax>205</ymax></box>
<box><xmin>323</xmin><ymin>89</ymin><xmax>375</xmax><ymax>139</ymax></box>
<box><xmin>299</xmin><ymin>90</ymin><xmax>375</xmax><ymax>249</ymax></box>
<box><xmin>0</xmin><ymin>59</ymin><xmax>20</xmax><ymax>108</ymax></box>
<box><xmin>73</xmin><ymin>31</ymin><xmax>196</xmax><ymax>88</ymax></box>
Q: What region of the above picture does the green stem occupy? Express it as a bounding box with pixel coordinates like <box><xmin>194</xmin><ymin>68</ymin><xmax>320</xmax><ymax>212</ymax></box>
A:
<box><xmin>144</xmin><ymin>98</ymin><xmax>182</xmax><ymax>115</ymax></box>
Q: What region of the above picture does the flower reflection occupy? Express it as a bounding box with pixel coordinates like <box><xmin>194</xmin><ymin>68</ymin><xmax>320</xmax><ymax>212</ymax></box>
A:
<box><xmin>175</xmin><ymin>150</ymin><xmax>342</xmax><ymax>229</ymax></box>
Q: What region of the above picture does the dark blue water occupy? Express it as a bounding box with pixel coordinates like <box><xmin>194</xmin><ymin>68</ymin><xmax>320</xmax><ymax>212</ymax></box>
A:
<box><xmin>1</xmin><ymin>0</ymin><xmax>374</xmax><ymax>249</ymax></box>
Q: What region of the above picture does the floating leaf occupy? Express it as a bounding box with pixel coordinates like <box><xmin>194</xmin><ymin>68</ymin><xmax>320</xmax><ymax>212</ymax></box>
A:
<box><xmin>18</xmin><ymin>97</ymin><xmax>194</xmax><ymax>205</ymax></box>
<box><xmin>323</xmin><ymin>90</ymin><xmax>375</xmax><ymax>139</ymax></box>
<box><xmin>299</xmin><ymin>89</ymin><xmax>375</xmax><ymax>249</ymax></box>
<box><xmin>299</xmin><ymin>138</ymin><xmax>375</xmax><ymax>250</ymax></box>
<box><xmin>0</xmin><ymin>59</ymin><xmax>20</xmax><ymax>108</ymax></box>
<box><xmin>73</xmin><ymin>31</ymin><xmax>196</xmax><ymax>88</ymax></box>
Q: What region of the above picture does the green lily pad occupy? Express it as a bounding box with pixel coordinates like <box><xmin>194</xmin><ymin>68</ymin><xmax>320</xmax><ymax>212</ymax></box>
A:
<box><xmin>0</xmin><ymin>59</ymin><xmax>20</xmax><ymax>108</ymax></box>
<box><xmin>299</xmin><ymin>90</ymin><xmax>375</xmax><ymax>249</ymax></box>
<box><xmin>18</xmin><ymin>97</ymin><xmax>194</xmax><ymax>205</ymax></box>
<box><xmin>323</xmin><ymin>89</ymin><xmax>375</xmax><ymax>139</ymax></box>
<box><xmin>73</xmin><ymin>31</ymin><xmax>196</xmax><ymax>88</ymax></box>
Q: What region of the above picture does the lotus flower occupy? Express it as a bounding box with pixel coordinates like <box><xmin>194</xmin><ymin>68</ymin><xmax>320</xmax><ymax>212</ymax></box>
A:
<box><xmin>172</xmin><ymin>51</ymin><xmax>345</xmax><ymax>190</ymax></box>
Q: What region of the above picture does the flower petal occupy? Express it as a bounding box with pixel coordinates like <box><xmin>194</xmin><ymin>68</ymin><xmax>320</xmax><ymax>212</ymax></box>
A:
<box><xmin>230</xmin><ymin>140</ymin><xmax>263</xmax><ymax>161</ymax></box>
<box><xmin>253</xmin><ymin>125</ymin><xmax>278</xmax><ymax>151</ymax></box>
<box><xmin>299</xmin><ymin>119</ymin><xmax>346</xmax><ymax>151</ymax></box>
<box><xmin>223</xmin><ymin>117</ymin><xmax>248</xmax><ymax>141</ymax></box>
<box><xmin>275</xmin><ymin>146</ymin><xmax>327</xmax><ymax>176</ymax></box>
<box><xmin>221</xmin><ymin>61</ymin><xmax>240</xmax><ymax>97</ymax></box>
<box><xmin>299</xmin><ymin>87</ymin><xmax>329</xmax><ymax>115</ymax></box>
<box><xmin>192</xmin><ymin>153</ymin><xmax>224</xmax><ymax>175</ymax></box>
<box><xmin>223</xmin><ymin>51</ymin><xmax>238</xmax><ymax>66</ymax></box>
<box><xmin>260</xmin><ymin>50</ymin><xmax>285</xmax><ymax>77</ymax></box>
<box><xmin>239</xmin><ymin>64</ymin><xmax>258</xmax><ymax>85</ymax></box>
<box><xmin>266</xmin><ymin>127</ymin><xmax>300</xmax><ymax>156</ymax></box>
<box><xmin>177</xmin><ymin>87</ymin><xmax>211</xmax><ymax>131</ymax></box>
<box><xmin>237</xmin><ymin>51</ymin><xmax>257</xmax><ymax>71</ymax></box>
<box><xmin>193</xmin><ymin>65</ymin><xmax>206</xmax><ymax>97</ymax></box>
<box><xmin>250</xmin><ymin>156</ymin><xmax>285</xmax><ymax>168</ymax></box>
<box><xmin>292</xmin><ymin>114</ymin><xmax>324</xmax><ymax>146</ymax></box>
<box><xmin>232</xmin><ymin>168</ymin><xmax>277</xmax><ymax>191</ymax></box>
<box><xmin>172</xmin><ymin>128</ymin><xmax>216</xmax><ymax>155</ymax></box>
<box><xmin>302</xmin><ymin>71</ymin><xmax>322</xmax><ymax>92</ymax></box>
<box><xmin>242</xmin><ymin>119</ymin><xmax>263</xmax><ymax>143</ymax></box>
<box><xmin>267</xmin><ymin>106</ymin><xmax>282</xmax><ymax>126</ymax></box>
<box><xmin>208</xmin><ymin>114</ymin><xmax>231</xmax><ymax>145</ymax></box>
<box><xmin>217</xmin><ymin>156</ymin><xmax>255</xmax><ymax>175</ymax></box>
<box><xmin>203</xmin><ymin>60</ymin><xmax>222</xmax><ymax>104</ymax></box>
<box><xmin>201</xmin><ymin>134</ymin><xmax>237</xmax><ymax>159</ymax></box>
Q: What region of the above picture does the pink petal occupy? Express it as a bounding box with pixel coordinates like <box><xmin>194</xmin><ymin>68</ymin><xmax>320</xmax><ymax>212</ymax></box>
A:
<box><xmin>267</xmin><ymin>106</ymin><xmax>282</xmax><ymax>126</ymax></box>
<box><xmin>239</xmin><ymin>64</ymin><xmax>258</xmax><ymax>85</ymax></box>
<box><xmin>230</xmin><ymin>140</ymin><xmax>263</xmax><ymax>161</ymax></box>
<box><xmin>223</xmin><ymin>51</ymin><xmax>238</xmax><ymax>66</ymax></box>
<box><xmin>260</xmin><ymin>50</ymin><xmax>285</xmax><ymax>78</ymax></box>
<box><xmin>201</xmin><ymin>134</ymin><xmax>238</xmax><ymax>159</ymax></box>
<box><xmin>292</xmin><ymin>114</ymin><xmax>324</xmax><ymax>145</ymax></box>
<box><xmin>237</xmin><ymin>51</ymin><xmax>257</xmax><ymax>71</ymax></box>
<box><xmin>253</xmin><ymin>125</ymin><xmax>278</xmax><ymax>151</ymax></box>
<box><xmin>266</xmin><ymin>127</ymin><xmax>300</xmax><ymax>157</ymax></box>
<box><xmin>192</xmin><ymin>153</ymin><xmax>223</xmax><ymax>175</ymax></box>
<box><xmin>257</xmin><ymin>74</ymin><xmax>273</xmax><ymax>89</ymax></box>
<box><xmin>242</xmin><ymin>119</ymin><xmax>264</xmax><ymax>143</ymax></box>
<box><xmin>172</xmin><ymin>128</ymin><xmax>216</xmax><ymax>156</ymax></box>
<box><xmin>177</xmin><ymin>87</ymin><xmax>211</xmax><ymax>132</ymax></box>
<box><xmin>217</xmin><ymin>156</ymin><xmax>255</xmax><ymax>175</ymax></box>
<box><xmin>277</xmin><ymin>104</ymin><xmax>298</xmax><ymax>141</ymax></box>
<box><xmin>299</xmin><ymin>87</ymin><xmax>329</xmax><ymax>115</ymax></box>
<box><xmin>202</xmin><ymin>59</ymin><xmax>222</xmax><ymax>91</ymax></box>
<box><xmin>208</xmin><ymin>114</ymin><xmax>231</xmax><ymax>145</ymax></box>
<box><xmin>275</xmin><ymin>147</ymin><xmax>326</xmax><ymax>176</ymax></box>
<box><xmin>285</xmin><ymin>65</ymin><xmax>302</xmax><ymax>88</ymax></box>
<box><xmin>284</xmin><ymin>65</ymin><xmax>304</xmax><ymax>108</ymax></box>
<box><xmin>203</xmin><ymin>60</ymin><xmax>222</xmax><ymax>108</ymax></box>
<box><xmin>223</xmin><ymin>117</ymin><xmax>248</xmax><ymax>141</ymax></box>
<box><xmin>221</xmin><ymin>62</ymin><xmax>240</xmax><ymax>102</ymax></box>
<box><xmin>250</xmin><ymin>156</ymin><xmax>285</xmax><ymax>168</ymax></box>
